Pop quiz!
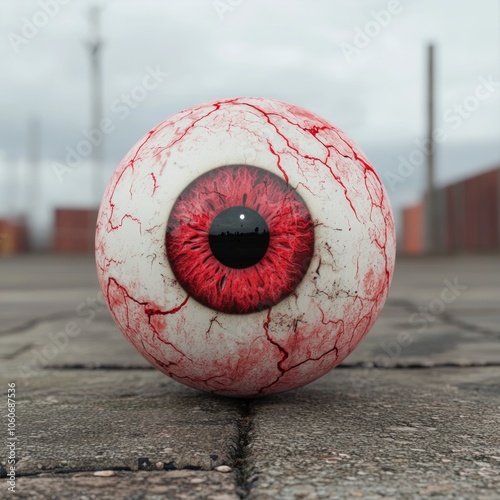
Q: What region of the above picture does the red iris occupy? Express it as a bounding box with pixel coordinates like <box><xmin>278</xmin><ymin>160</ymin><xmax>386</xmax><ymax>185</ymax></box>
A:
<box><xmin>166</xmin><ymin>165</ymin><xmax>314</xmax><ymax>314</ymax></box>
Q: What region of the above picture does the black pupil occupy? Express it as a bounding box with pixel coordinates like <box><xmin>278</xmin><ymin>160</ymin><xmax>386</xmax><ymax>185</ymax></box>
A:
<box><xmin>209</xmin><ymin>206</ymin><xmax>270</xmax><ymax>269</ymax></box>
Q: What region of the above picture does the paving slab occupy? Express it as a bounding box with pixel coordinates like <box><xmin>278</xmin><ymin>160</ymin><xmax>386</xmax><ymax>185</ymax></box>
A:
<box><xmin>4</xmin><ymin>304</ymin><xmax>498</xmax><ymax>379</ymax></box>
<box><xmin>0</xmin><ymin>255</ymin><xmax>99</xmax><ymax>292</ymax></box>
<box><xmin>3</xmin><ymin>305</ymin><xmax>498</xmax><ymax>376</ymax></box>
<box><xmin>390</xmin><ymin>255</ymin><xmax>500</xmax><ymax>293</ymax></box>
<box><xmin>0</xmin><ymin>290</ymin><xmax>100</xmax><ymax>335</ymax></box>
<box><xmin>1</xmin><ymin>256</ymin><xmax>499</xmax><ymax>373</ymax></box>
<box><xmin>0</xmin><ymin>284</ymin><xmax>500</xmax><ymax>375</ymax></box>
<box><xmin>1</xmin><ymin>254</ymin><xmax>499</xmax><ymax>499</ymax></box>
<box><xmin>345</xmin><ymin>319</ymin><xmax>500</xmax><ymax>367</ymax></box>
<box><xmin>13</xmin><ymin>470</ymin><xmax>238</xmax><ymax>500</ymax></box>
<box><xmin>244</xmin><ymin>366</ymin><xmax>500</xmax><ymax>499</ymax></box>
<box><xmin>0</xmin><ymin>370</ymin><xmax>240</xmax><ymax>475</ymax></box>
<box><xmin>0</xmin><ymin>316</ymin><xmax>147</xmax><ymax>379</ymax></box>
<box><xmin>0</xmin><ymin>256</ymin><xmax>101</xmax><ymax>332</ymax></box>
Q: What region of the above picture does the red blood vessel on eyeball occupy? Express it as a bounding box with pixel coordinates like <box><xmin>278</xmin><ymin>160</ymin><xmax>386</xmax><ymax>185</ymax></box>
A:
<box><xmin>95</xmin><ymin>97</ymin><xmax>396</xmax><ymax>397</ymax></box>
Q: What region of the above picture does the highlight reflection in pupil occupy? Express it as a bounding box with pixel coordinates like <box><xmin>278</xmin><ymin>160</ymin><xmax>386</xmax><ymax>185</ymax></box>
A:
<box><xmin>209</xmin><ymin>206</ymin><xmax>270</xmax><ymax>269</ymax></box>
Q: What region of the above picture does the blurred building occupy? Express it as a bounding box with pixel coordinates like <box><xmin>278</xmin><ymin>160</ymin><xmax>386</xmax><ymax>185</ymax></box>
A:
<box><xmin>0</xmin><ymin>217</ymin><xmax>27</xmax><ymax>255</ymax></box>
<box><xmin>402</xmin><ymin>165</ymin><xmax>500</xmax><ymax>254</ymax></box>
<box><xmin>53</xmin><ymin>208</ymin><xmax>98</xmax><ymax>253</ymax></box>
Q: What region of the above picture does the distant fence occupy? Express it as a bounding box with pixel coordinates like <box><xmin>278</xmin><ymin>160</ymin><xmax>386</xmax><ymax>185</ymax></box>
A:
<box><xmin>402</xmin><ymin>166</ymin><xmax>500</xmax><ymax>254</ymax></box>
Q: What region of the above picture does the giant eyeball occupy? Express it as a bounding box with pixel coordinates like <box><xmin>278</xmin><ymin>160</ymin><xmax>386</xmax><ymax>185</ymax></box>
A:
<box><xmin>95</xmin><ymin>97</ymin><xmax>395</xmax><ymax>397</ymax></box>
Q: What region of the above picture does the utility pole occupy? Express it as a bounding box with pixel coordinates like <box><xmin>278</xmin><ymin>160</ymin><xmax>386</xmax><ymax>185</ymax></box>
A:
<box><xmin>27</xmin><ymin>117</ymin><xmax>41</xmax><ymax>250</ymax></box>
<box><xmin>87</xmin><ymin>5</ymin><xmax>104</xmax><ymax>206</ymax></box>
<box><xmin>425</xmin><ymin>43</ymin><xmax>436</xmax><ymax>253</ymax></box>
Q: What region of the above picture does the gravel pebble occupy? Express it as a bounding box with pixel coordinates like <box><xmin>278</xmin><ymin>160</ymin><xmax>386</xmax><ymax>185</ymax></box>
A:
<box><xmin>215</xmin><ymin>465</ymin><xmax>232</xmax><ymax>473</ymax></box>
<box><xmin>93</xmin><ymin>470</ymin><xmax>115</xmax><ymax>477</ymax></box>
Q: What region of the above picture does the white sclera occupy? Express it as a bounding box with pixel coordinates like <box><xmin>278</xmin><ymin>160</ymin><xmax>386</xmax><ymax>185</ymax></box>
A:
<box><xmin>95</xmin><ymin>96</ymin><xmax>396</xmax><ymax>397</ymax></box>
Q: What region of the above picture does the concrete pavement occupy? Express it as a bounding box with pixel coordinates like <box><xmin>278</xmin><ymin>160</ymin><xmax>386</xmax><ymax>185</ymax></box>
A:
<box><xmin>0</xmin><ymin>254</ymin><xmax>499</xmax><ymax>499</ymax></box>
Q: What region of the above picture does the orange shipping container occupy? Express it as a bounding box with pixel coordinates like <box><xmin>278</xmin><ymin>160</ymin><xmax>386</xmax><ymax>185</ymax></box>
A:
<box><xmin>0</xmin><ymin>218</ymin><xmax>27</xmax><ymax>255</ymax></box>
<box><xmin>402</xmin><ymin>202</ymin><xmax>424</xmax><ymax>255</ymax></box>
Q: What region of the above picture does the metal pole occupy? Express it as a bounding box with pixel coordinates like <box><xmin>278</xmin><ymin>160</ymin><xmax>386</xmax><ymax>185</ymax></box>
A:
<box><xmin>27</xmin><ymin>117</ymin><xmax>41</xmax><ymax>250</ymax></box>
<box><xmin>88</xmin><ymin>5</ymin><xmax>103</xmax><ymax>206</ymax></box>
<box><xmin>426</xmin><ymin>43</ymin><xmax>436</xmax><ymax>253</ymax></box>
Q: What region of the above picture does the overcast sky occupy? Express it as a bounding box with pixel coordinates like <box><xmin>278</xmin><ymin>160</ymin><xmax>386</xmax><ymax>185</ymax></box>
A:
<box><xmin>0</xmin><ymin>0</ymin><xmax>499</xmax><ymax>243</ymax></box>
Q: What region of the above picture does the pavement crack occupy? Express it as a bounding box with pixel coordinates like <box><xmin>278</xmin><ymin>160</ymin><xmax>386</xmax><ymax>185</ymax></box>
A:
<box><xmin>439</xmin><ymin>311</ymin><xmax>500</xmax><ymax>338</ymax></box>
<box><xmin>0</xmin><ymin>343</ymin><xmax>35</xmax><ymax>360</ymax></box>
<box><xmin>8</xmin><ymin>466</ymin><xmax>133</xmax><ymax>478</ymax></box>
<box><xmin>338</xmin><ymin>361</ymin><xmax>500</xmax><ymax>369</ymax></box>
<box><xmin>46</xmin><ymin>364</ymin><xmax>155</xmax><ymax>370</ymax></box>
<box><xmin>0</xmin><ymin>311</ymin><xmax>80</xmax><ymax>337</ymax></box>
<box><xmin>389</xmin><ymin>298</ymin><xmax>499</xmax><ymax>337</ymax></box>
<box><xmin>232</xmin><ymin>400</ymin><xmax>256</xmax><ymax>499</ymax></box>
<box><xmin>8</xmin><ymin>463</ymin><xmax>214</xmax><ymax>478</ymax></box>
